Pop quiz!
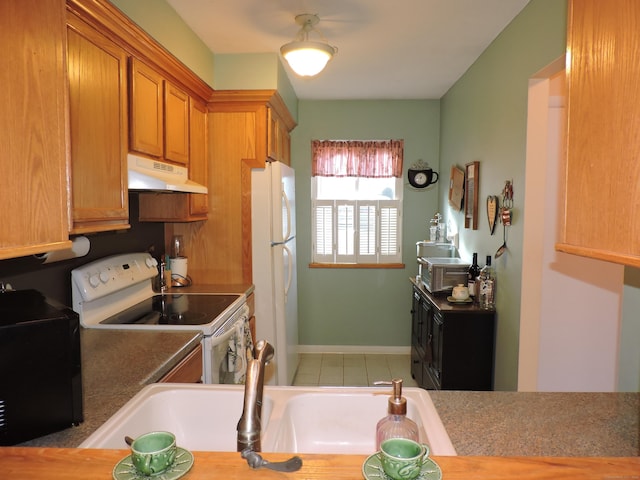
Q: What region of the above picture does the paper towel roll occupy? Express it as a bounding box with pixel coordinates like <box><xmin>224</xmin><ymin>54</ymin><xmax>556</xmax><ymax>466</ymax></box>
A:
<box><xmin>170</xmin><ymin>257</ymin><xmax>188</xmax><ymax>280</ymax></box>
<box><xmin>35</xmin><ymin>236</ymin><xmax>90</xmax><ymax>264</ymax></box>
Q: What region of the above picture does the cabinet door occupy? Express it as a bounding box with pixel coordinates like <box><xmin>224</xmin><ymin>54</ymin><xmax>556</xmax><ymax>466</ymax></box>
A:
<box><xmin>0</xmin><ymin>0</ymin><xmax>71</xmax><ymax>260</ymax></box>
<box><xmin>164</xmin><ymin>82</ymin><xmax>190</xmax><ymax>165</ymax></box>
<box><xmin>558</xmin><ymin>0</ymin><xmax>640</xmax><ymax>266</ymax></box>
<box><xmin>188</xmin><ymin>98</ymin><xmax>208</xmax><ymax>217</ymax></box>
<box><xmin>410</xmin><ymin>289</ymin><xmax>423</xmax><ymax>384</ymax></box>
<box><xmin>67</xmin><ymin>16</ymin><xmax>129</xmax><ymax>233</ymax></box>
<box><xmin>159</xmin><ymin>344</ymin><xmax>202</xmax><ymax>383</ymax></box>
<box><xmin>267</xmin><ymin>107</ymin><xmax>279</xmax><ymax>161</ymax></box>
<box><xmin>130</xmin><ymin>58</ymin><xmax>163</xmax><ymax>157</ymax></box>
<box><xmin>267</xmin><ymin>107</ymin><xmax>291</xmax><ymax>165</ymax></box>
<box><xmin>429</xmin><ymin>314</ymin><xmax>443</xmax><ymax>387</ymax></box>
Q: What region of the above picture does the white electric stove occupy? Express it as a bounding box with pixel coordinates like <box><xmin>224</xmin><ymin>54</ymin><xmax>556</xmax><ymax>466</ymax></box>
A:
<box><xmin>71</xmin><ymin>252</ymin><xmax>251</xmax><ymax>384</ymax></box>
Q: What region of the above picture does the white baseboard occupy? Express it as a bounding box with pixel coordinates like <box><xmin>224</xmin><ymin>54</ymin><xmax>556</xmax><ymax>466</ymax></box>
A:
<box><xmin>298</xmin><ymin>345</ymin><xmax>411</xmax><ymax>355</ymax></box>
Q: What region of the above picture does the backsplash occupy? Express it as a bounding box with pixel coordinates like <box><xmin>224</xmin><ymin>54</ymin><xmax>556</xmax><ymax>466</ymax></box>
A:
<box><xmin>0</xmin><ymin>195</ymin><xmax>164</xmax><ymax>307</ymax></box>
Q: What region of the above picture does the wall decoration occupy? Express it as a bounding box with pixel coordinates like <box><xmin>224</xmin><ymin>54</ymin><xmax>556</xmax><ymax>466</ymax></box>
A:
<box><xmin>495</xmin><ymin>180</ymin><xmax>514</xmax><ymax>258</ymax></box>
<box><xmin>407</xmin><ymin>159</ymin><xmax>438</xmax><ymax>189</ymax></box>
<box><xmin>464</xmin><ymin>161</ymin><xmax>479</xmax><ymax>229</ymax></box>
<box><xmin>448</xmin><ymin>166</ymin><xmax>464</xmax><ymax>210</ymax></box>
<box><xmin>487</xmin><ymin>195</ymin><xmax>499</xmax><ymax>235</ymax></box>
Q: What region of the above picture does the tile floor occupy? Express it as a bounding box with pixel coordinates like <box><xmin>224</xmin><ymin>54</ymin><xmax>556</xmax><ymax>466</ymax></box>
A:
<box><xmin>292</xmin><ymin>353</ymin><xmax>419</xmax><ymax>387</ymax></box>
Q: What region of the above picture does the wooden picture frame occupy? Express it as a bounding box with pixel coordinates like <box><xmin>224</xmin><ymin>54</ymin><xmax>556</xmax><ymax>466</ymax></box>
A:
<box><xmin>448</xmin><ymin>166</ymin><xmax>464</xmax><ymax>210</ymax></box>
<box><xmin>464</xmin><ymin>161</ymin><xmax>479</xmax><ymax>229</ymax></box>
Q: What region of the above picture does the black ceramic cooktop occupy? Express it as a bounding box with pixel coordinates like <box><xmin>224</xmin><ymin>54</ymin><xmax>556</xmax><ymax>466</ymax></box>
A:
<box><xmin>99</xmin><ymin>294</ymin><xmax>240</xmax><ymax>326</ymax></box>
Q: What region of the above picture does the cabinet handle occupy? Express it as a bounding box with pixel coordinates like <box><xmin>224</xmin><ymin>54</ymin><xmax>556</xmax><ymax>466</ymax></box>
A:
<box><xmin>425</xmin><ymin>334</ymin><xmax>433</xmax><ymax>363</ymax></box>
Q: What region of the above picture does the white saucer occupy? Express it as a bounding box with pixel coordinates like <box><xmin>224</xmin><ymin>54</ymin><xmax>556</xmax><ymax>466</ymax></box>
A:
<box><xmin>362</xmin><ymin>452</ymin><xmax>442</xmax><ymax>480</ymax></box>
<box><xmin>447</xmin><ymin>296</ymin><xmax>472</xmax><ymax>304</ymax></box>
<box><xmin>113</xmin><ymin>447</ymin><xmax>194</xmax><ymax>480</ymax></box>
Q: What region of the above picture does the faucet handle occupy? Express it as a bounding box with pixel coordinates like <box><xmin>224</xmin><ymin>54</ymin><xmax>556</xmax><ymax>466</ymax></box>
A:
<box><xmin>254</xmin><ymin>340</ymin><xmax>274</xmax><ymax>364</ymax></box>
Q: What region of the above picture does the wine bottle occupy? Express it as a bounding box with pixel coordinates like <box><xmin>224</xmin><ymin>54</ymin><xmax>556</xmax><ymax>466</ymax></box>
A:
<box><xmin>478</xmin><ymin>255</ymin><xmax>496</xmax><ymax>309</ymax></box>
<box><xmin>467</xmin><ymin>253</ymin><xmax>481</xmax><ymax>298</ymax></box>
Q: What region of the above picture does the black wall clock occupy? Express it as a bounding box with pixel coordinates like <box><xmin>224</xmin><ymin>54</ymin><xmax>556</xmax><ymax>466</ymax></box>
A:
<box><xmin>408</xmin><ymin>168</ymin><xmax>438</xmax><ymax>189</ymax></box>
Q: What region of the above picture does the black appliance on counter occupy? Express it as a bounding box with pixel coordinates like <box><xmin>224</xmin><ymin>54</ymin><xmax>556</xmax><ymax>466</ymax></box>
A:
<box><xmin>0</xmin><ymin>289</ymin><xmax>83</xmax><ymax>445</ymax></box>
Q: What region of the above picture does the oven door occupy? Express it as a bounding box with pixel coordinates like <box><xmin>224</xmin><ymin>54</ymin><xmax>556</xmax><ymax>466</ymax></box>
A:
<box><xmin>202</xmin><ymin>313</ymin><xmax>252</xmax><ymax>384</ymax></box>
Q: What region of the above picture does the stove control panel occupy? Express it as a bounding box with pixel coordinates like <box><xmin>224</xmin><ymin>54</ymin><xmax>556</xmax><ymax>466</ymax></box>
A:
<box><xmin>71</xmin><ymin>252</ymin><xmax>158</xmax><ymax>303</ymax></box>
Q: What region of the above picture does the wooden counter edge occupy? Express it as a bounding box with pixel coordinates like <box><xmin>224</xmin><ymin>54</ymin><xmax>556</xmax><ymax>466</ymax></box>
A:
<box><xmin>0</xmin><ymin>448</ymin><xmax>638</xmax><ymax>479</ymax></box>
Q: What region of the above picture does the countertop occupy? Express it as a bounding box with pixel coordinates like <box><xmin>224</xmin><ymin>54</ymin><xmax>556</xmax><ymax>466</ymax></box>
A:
<box><xmin>17</xmin><ymin>283</ymin><xmax>254</xmax><ymax>449</ymax></box>
<box><xmin>1</xmin><ymin>449</ymin><xmax>639</xmax><ymax>479</ymax></box>
<box><xmin>429</xmin><ymin>391</ymin><xmax>639</xmax><ymax>456</ymax></box>
<box><xmin>18</xmin><ymin>328</ymin><xmax>202</xmax><ymax>448</ymax></box>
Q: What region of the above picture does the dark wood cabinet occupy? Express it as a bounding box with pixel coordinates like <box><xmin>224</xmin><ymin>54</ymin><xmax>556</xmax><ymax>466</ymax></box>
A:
<box><xmin>411</xmin><ymin>280</ymin><xmax>495</xmax><ymax>390</ymax></box>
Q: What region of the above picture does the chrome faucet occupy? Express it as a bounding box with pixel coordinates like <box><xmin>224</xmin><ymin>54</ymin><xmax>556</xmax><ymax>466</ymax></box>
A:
<box><xmin>237</xmin><ymin>340</ymin><xmax>274</xmax><ymax>452</ymax></box>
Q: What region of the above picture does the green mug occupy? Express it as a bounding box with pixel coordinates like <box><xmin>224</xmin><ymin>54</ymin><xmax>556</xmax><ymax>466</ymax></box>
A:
<box><xmin>379</xmin><ymin>438</ymin><xmax>430</xmax><ymax>480</ymax></box>
<box><xmin>131</xmin><ymin>431</ymin><xmax>177</xmax><ymax>476</ymax></box>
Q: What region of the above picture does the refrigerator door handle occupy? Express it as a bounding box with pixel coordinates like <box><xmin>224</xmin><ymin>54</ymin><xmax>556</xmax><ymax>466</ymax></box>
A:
<box><xmin>282</xmin><ymin>189</ymin><xmax>292</xmax><ymax>242</ymax></box>
<box><xmin>283</xmin><ymin>243</ymin><xmax>293</xmax><ymax>302</ymax></box>
<box><xmin>271</xmin><ymin>236</ymin><xmax>294</xmax><ymax>247</ymax></box>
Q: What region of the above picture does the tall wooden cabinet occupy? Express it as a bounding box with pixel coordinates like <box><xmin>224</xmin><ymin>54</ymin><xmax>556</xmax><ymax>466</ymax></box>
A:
<box><xmin>67</xmin><ymin>13</ymin><xmax>130</xmax><ymax>234</ymax></box>
<box><xmin>168</xmin><ymin>90</ymin><xmax>296</xmax><ymax>285</ymax></box>
<box><xmin>411</xmin><ymin>281</ymin><xmax>495</xmax><ymax>391</ymax></box>
<box><xmin>0</xmin><ymin>0</ymin><xmax>72</xmax><ymax>260</ymax></box>
<box><xmin>557</xmin><ymin>0</ymin><xmax>640</xmax><ymax>267</ymax></box>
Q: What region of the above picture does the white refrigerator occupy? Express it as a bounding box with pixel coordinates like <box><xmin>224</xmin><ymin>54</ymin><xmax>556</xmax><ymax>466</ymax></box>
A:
<box><xmin>251</xmin><ymin>161</ymin><xmax>299</xmax><ymax>385</ymax></box>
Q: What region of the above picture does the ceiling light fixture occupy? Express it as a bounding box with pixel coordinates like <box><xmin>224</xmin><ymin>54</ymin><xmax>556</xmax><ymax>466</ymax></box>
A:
<box><xmin>280</xmin><ymin>14</ymin><xmax>337</xmax><ymax>77</ymax></box>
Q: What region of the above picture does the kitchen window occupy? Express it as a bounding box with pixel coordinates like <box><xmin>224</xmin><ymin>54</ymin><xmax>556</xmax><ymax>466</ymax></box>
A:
<box><xmin>311</xmin><ymin>140</ymin><xmax>403</xmax><ymax>266</ymax></box>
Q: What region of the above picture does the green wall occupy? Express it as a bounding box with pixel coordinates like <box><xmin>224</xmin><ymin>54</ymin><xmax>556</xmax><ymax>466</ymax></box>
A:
<box><xmin>439</xmin><ymin>0</ymin><xmax>567</xmax><ymax>389</ymax></box>
<box><xmin>213</xmin><ymin>53</ymin><xmax>298</xmax><ymax>121</ymax></box>
<box><xmin>291</xmin><ymin>100</ymin><xmax>440</xmax><ymax>349</ymax></box>
<box><xmin>110</xmin><ymin>0</ymin><xmax>215</xmax><ymax>87</ymax></box>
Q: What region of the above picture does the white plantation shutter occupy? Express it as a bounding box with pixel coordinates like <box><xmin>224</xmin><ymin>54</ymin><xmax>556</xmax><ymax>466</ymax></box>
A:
<box><xmin>336</xmin><ymin>202</ymin><xmax>356</xmax><ymax>262</ymax></box>
<box><xmin>379</xmin><ymin>201</ymin><xmax>401</xmax><ymax>262</ymax></box>
<box><xmin>312</xmin><ymin>199</ymin><xmax>401</xmax><ymax>264</ymax></box>
<box><xmin>313</xmin><ymin>201</ymin><xmax>334</xmax><ymax>263</ymax></box>
<box><xmin>358</xmin><ymin>203</ymin><xmax>376</xmax><ymax>260</ymax></box>
<box><xmin>312</xmin><ymin>200</ymin><xmax>335</xmax><ymax>263</ymax></box>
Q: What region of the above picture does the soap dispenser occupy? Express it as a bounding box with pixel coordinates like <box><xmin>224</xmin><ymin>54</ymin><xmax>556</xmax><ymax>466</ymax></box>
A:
<box><xmin>375</xmin><ymin>379</ymin><xmax>419</xmax><ymax>450</ymax></box>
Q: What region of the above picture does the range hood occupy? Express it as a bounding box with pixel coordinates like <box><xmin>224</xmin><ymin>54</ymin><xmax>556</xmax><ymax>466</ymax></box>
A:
<box><xmin>127</xmin><ymin>154</ymin><xmax>208</xmax><ymax>194</ymax></box>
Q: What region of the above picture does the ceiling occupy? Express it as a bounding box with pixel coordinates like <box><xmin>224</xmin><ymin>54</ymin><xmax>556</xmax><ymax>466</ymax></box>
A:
<box><xmin>166</xmin><ymin>0</ymin><xmax>531</xmax><ymax>100</ymax></box>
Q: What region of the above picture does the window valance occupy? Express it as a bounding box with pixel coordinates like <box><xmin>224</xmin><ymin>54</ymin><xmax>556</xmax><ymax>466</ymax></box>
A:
<box><xmin>311</xmin><ymin>139</ymin><xmax>404</xmax><ymax>178</ymax></box>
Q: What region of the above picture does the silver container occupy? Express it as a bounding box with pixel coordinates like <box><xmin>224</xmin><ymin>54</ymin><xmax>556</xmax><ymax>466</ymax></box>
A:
<box><xmin>416</xmin><ymin>241</ymin><xmax>457</xmax><ymax>259</ymax></box>
<box><xmin>418</xmin><ymin>257</ymin><xmax>470</xmax><ymax>293</ymax></box>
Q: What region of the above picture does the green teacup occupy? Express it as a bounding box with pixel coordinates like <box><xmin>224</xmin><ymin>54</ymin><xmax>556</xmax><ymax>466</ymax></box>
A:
<box><xmin>131</xmin><ymin>431</ymin><xmax>177</xmax><ymax>476</ymax></box>
<box><xmin>379</xmin><ymin>438</ymin><xmax>430</xmax><ymax>480</ymax></box>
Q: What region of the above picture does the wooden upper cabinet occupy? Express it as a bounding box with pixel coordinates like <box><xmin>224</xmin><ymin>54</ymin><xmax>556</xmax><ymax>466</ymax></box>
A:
<box><xmin>130</xmin><ymin>58</ymin><xmax>164</xmax><ymax>158</ymax></box>
<box><xmin>130</xmin><ymin>58</ymin><xmax>190</xmax><ymax>165</ymax></box>
<box><xmin>267</xmin><ymin>106</ymin><xmax>292</xmax><ymax>165</ymax></box>
<box><xmin>557</xmin><ymin>0</ymin><xmax>640</xmax><ymax>267</ymax></box>
<box><xmin>164</xmin><ymin>82</ymin><xmax>190</xmax><ymax>165</ymax></box>
<box><xmin>0</xmin><ymin>0</ymin><xmax>72</xmax><ymax>260</ymax></box>
<box><xmin>67</xmin><ymin>13</ymin><xmax>129</xmax><ymax>234</ymax></box>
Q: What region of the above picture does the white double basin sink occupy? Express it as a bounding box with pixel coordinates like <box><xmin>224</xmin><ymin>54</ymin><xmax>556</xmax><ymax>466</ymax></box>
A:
<box><xmin>80</xmin><ymin>384</ymin><xmax>456</xmax><ymax>455</ymax></box>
